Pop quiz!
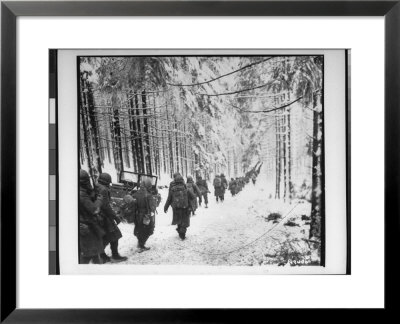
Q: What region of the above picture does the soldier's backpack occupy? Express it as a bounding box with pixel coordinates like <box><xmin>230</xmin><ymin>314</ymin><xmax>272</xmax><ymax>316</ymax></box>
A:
<box><xmin>154</xmin><ymin>193</ymin><xmax>162</xmax><ymax>207</ymax></box>
<box><xmin>120</xmin><ymin>194</ymin><xmax>137</xmax><ymax>224</ymax></box>
<box><xmin>171</xmin><ymin>184</ymin><xmax>188</xmax><ymax>208</ymax></box>
<box><xmin>196</xmin><ymin>180</ymin><xmax>206</xmax><ymax>194</ymax></box>
<box><xmin>148</xmin><ymin>192</ymin><xmax>160</xmax><ymax>214</ymax></box>
<box><xmin>149</xmin><ymin>186</ymin><xmax>161</xmax><ymax>208</ymax></box>
<box><xmin>213</xmin><ymin>177</ymin><xmax>221</xmax><ymax>187</ymax></box>
<box><xmin>186</xmin><ymin>182</ymin><xmax>195</xmax><ymax>196</ymax></box>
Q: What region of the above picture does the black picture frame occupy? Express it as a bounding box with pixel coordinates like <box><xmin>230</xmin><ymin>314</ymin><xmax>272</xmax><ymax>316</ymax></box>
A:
<box><xmin>1</xmin><ymin>0</ymin><xmax>398</xmax><ymax>322</ymax></box>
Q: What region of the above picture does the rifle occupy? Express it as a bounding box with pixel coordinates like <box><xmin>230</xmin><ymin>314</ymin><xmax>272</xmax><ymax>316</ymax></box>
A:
<box><xmin>145</xmin><ymin>191</ymin><xmax>156</xmax><ymax>226</ymax></box>
<box><xmin>153</xmin><ymin>208</ymin><xmax>157</xmax><ymax>226</ymax></box>
<box><xmin>189</xmin><ymin>203</ymin><xmax>195</xmax><ymax>216</ymax></box>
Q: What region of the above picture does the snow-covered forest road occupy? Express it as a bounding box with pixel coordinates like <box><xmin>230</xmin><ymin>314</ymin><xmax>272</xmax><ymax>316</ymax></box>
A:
<box><xmin>106</xmin><ymin>179</ymin><xmax>314</xmax><ymax>266</ymax></box>
<box><xmin>80</xmin><ymin>56</ymin><xmax>324</xmax><ymax>265</ymax></box>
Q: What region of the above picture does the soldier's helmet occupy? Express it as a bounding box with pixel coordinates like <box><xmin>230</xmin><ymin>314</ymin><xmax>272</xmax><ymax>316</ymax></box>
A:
<box><xmin>173</xmin><ymin>172</ymin><xmax>181</xmax><ymax>180</ymax></box>
<box><xmin>80</xmin><ymin>169</ymin><xmax>90</xmax><ymax>181</ymax></box>
<box><xmin>187</xmin><ymin>175</ymin><xmax>193</xmax><ymax>183</ymax></box>
<box><xmin>79</xmin><ymin>169</ymin><xmax>91</xmax><ymax>188</ymax></box>
<box><xmin>98</xmin><ymin>173</ymin><xmax>112</xmax><ymax>186</ymax></box>
<box><xmin>141</xmin><ymin>178</ymin><xmax>152</xmax><ymax>190</ymax></box>
<box><xmin>175</xmin><ymin>175</ymin><xmax>184</xmax><ymax>183</ymax></box>
<box><xmin>123</xmin><ymin>194</ymin><xmax>134</xmax><ymax>204</ymax></box>
<box><xmin>221</xmin><ymin>173</ymin><xmax>225</xmax><ymax>177</ymax></box>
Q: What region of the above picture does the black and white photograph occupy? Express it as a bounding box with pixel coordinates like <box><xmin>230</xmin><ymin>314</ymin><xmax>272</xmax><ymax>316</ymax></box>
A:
<box><xmin>9</xmin><ymin>8</ymin><xmax>390</xmax><ymax>313</ymax></box>
<box><xmin>77</xmin><ymin>54</ymin><xmax>331</xmax><ymax>269</ymax></box>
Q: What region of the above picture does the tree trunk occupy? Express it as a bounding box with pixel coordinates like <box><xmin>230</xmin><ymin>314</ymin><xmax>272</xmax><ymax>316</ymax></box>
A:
<box><xmin>128</xmin><ymin>92</ymin><xmax>138</xmax><ymax>172</ymax></box>
<box><xmin>173</xmin><ymin>99</ymin><xmax>180</xmax><ymax>173</ymax></box>
<box><xmin>287</xmin><ymin>105</ymin><xmax>292</xmax><ymax>200</ymax></box>
<box><xmin>79</xmin><ymin>77</ymin><xmax>94</xmax><ymax>181</ymax></box>
<box><xmin>283</xmin><ymin>110</ymin><xmax>287</xmax><ymax>201</ymax></box>
<box><xmin>160</xmin><ymin>110</ymin><xmax>167</xmax><ymax>174</ymax></box>
<box><xmin>152</xmin><ymin>94</ymin><xmax>161</xmax><ymax>177</ymax></box>
<box><xmin>175</xmin><ymin>119</ymin><xmax>180</xmax><ymax>173</ymax></box>
<box><xmin>275</xmin><ymin>111</ymin><xmax>281</xmax><ymax>199</ymax></box>
<box><xmin>183</xmin><ymin>119</ymin><xmax>188</xmax><ymax>176</ymax></box>
<box><xmin>134</xmin><ymin>93</ymin><xmax>145</xmax><ymax>174</ymax></box>
<box><xmin>111</xmin><ymin>92</ymin><xmax>124</xmax><ymax>174</ymax></box>
<box><xmin>142</xmin><ymin>90</ymin><xmax>152</xmax><ymax>175</ymax></box>
<box><xmin>165</xmin><ymin>93</ymin><xmax>175</xmax><ymax>176</ymax></box>
<box><xmin>85</xmin><ymin>79</ymin><xmax>103</xmax><ymax>175</ymax></box>
<box><xmin>310</xmin><ymin>93</ymin><xmax>323</xmax><ymax>241</ymax></box>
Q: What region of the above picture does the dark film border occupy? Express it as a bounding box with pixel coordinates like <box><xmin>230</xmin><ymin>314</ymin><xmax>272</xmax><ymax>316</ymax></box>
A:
<box><xmin>345</xmin><ymin>49</ymin><xmax>351</xmax><ymax>275</ymax></box>
<box><xmin>49</xmin><ymin>49</ymin><xmax>60</xmax><ymax>275</ymax></box>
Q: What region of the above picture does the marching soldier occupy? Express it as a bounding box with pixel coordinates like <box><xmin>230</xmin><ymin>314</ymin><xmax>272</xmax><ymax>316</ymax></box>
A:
<box><xmin>79</xmin><ymin>170</ymin><xmax>104</xmax><ymax>264</ymax></box>
<box><xmin>131</xmin><ymin>179</ymin><xmax>156</xmax><ymax>253</ymax></box>
<box><xmin>186</xmin><ymin>175</ymin><xmax>202</xmax><ymax>215</ymax></box>
<box><xmin>96</xmin><ymin>172</ymin><xmax>127</xmax><ymax>262</ymax></box>
<box><xmin>235</xmin><ymin>177</ymin><xmax>242</xmax><ymax>194</ymax></box>
<box><xmin>164</xmin><ymin>175</ymin><xmax>195</xmax><ymax>240</ymax></box>
<box><xmin>196</xmin><ymin>175</ymin><xmax>210</xmax><ymax>208</ymax></box>
<box><xmin>213</xmin><ymin>174</ymin><xmax>224</xmax><ymax>202</ymax></box>
<box><xmin>251</xmin><ymin>172</ymin><xmax>257</xmax><ymax>185</ymax></box>
<box><xmin>220</xmin><ymin>173</ymin><xmax>228</xmax><ymax>200</ymax></box>
<box><xmin>229</xmin><ymin>178</ymin><xmax>237</xmax><ymax>197</ymax></box>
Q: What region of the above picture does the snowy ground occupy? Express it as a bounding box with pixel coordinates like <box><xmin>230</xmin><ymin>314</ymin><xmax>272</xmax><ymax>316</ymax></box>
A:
<box><xmin>106</xmin><ymin>179</ymin><xmax>319</xmax><ymax>266</ymax></box>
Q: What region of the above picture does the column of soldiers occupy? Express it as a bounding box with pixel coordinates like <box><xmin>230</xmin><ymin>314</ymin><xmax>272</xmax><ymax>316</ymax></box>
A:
<box><xmin>79</xmin><ymin>170</ymin><xmax>127</xmax><ymax>264</ymax></box>
<box><xmin>213</xmin><ymin>173</ymin><xmax>254</xmax><ymax>200</ymax></box>
<box><xmin>79</xmin><ymin>169</ymin><xmax>257</xmax><ymax>263</ymax></box>
<box><xmin>228</xmin><ymin>175</ymin><xmax>251</xmax><ymax>197</ymax></box>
